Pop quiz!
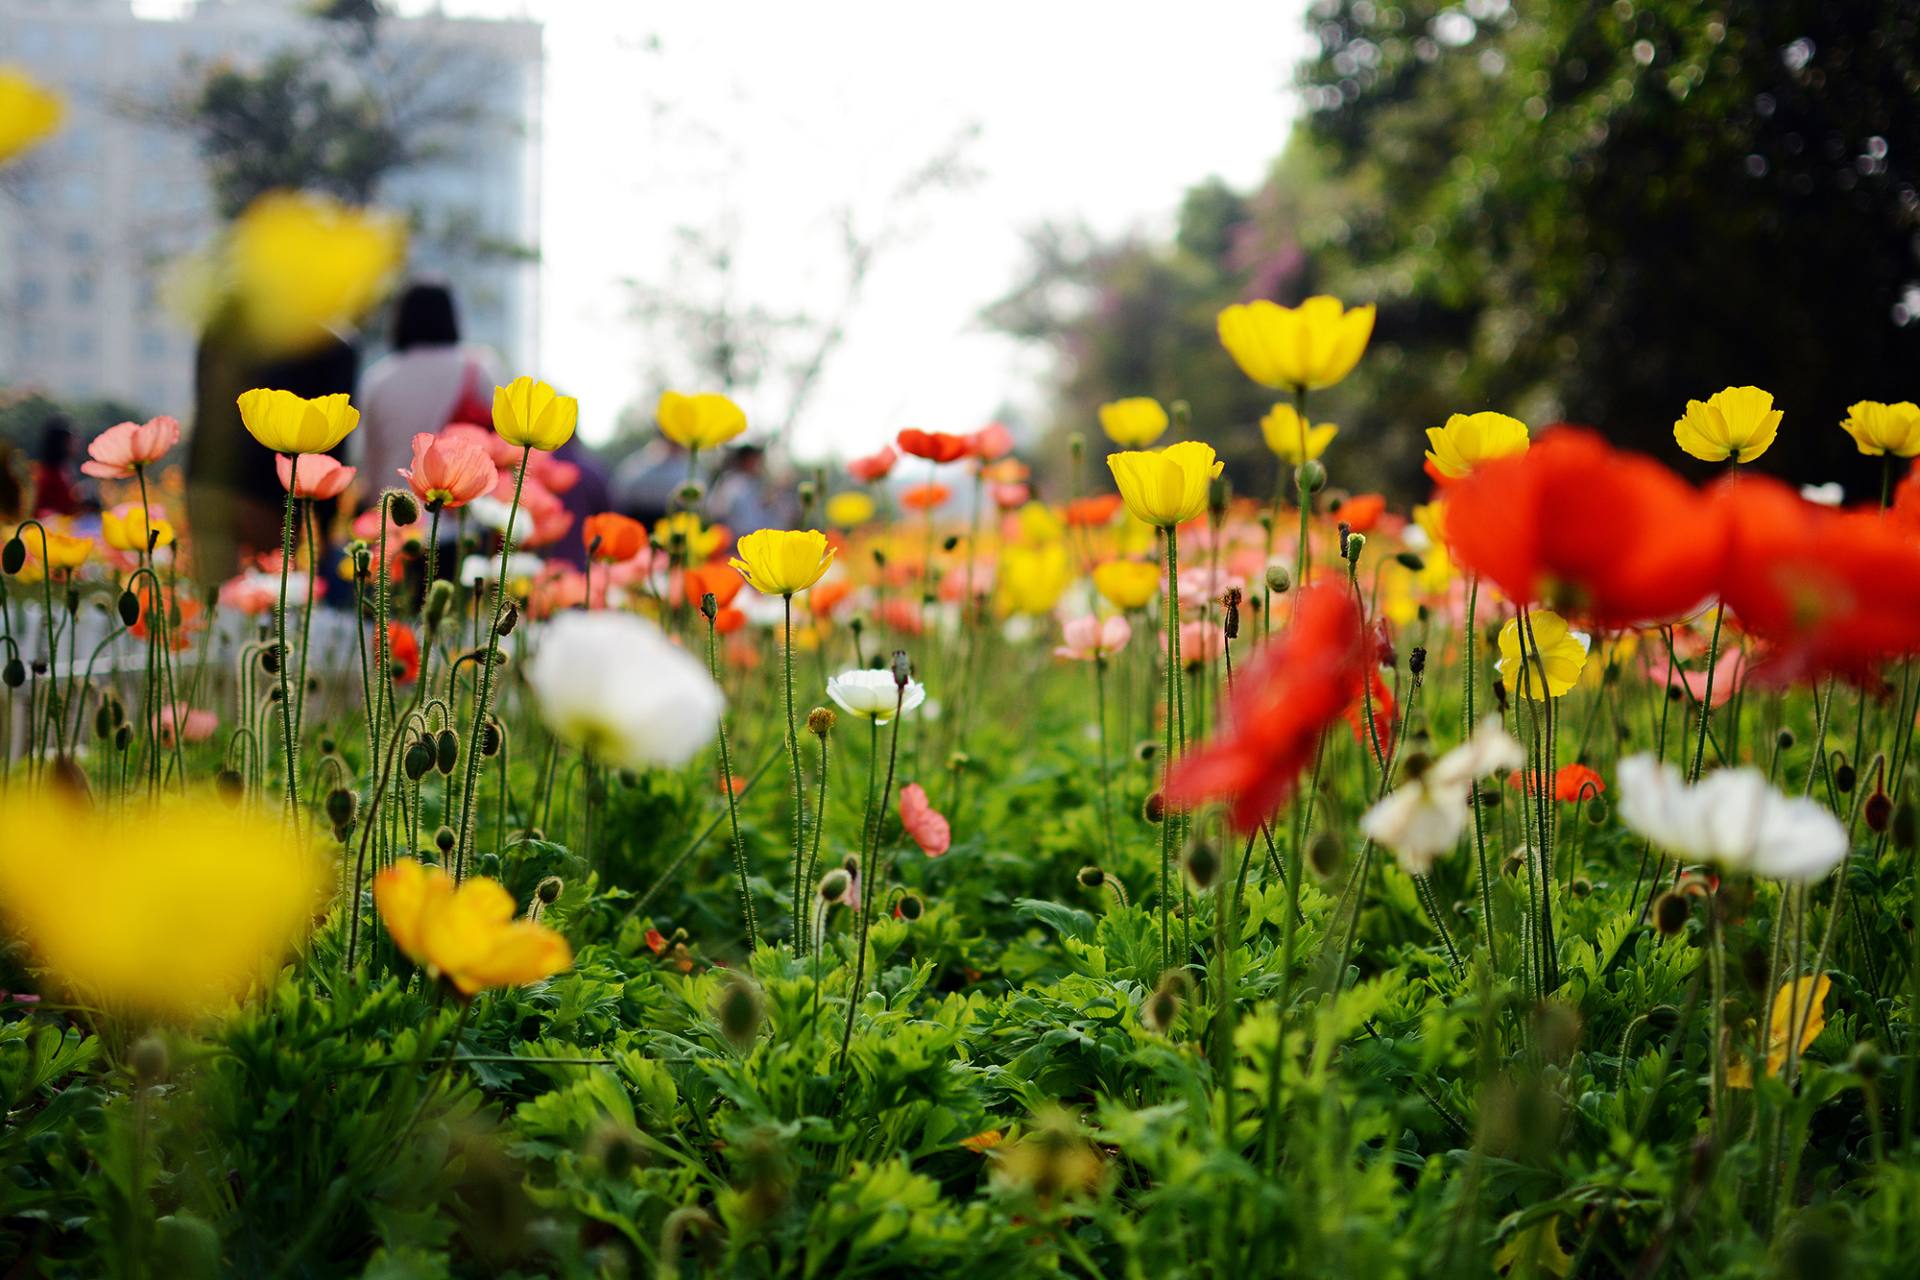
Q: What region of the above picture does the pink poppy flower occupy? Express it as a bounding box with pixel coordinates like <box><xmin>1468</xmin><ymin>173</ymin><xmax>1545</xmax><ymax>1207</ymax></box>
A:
<box><xmin>82</xmin><ymin>416</ymin><xmax>180</xmax><ymax>479</ymax></box>
<box><xmin>275</xmin><ymin>453</ymin><xmax>356</xmax><ymax>500</ymax></box>
<box><xmin>1644</xmin><ymin>644</ymin><xmax>1745</xmax><ymax>708</ymax></box>
<box><xmin>899</xmin><ymin>782</ymin><xmax>951</xmax><ymax>857</ymax></box>
<box><xmin>400</xmin><ymin>431</ymin><xmax>498</xmax><ymax>510</ymax></box>
<box><xmin>968</xmin><ymin>422</ymin><xmax>1015</xmax><ymax>462</ymax></box>
<box><xmin>1055</xmin><ymin>614</ymin><xmax>1132</xmax><ymax>661</ymax></box>
<box><xmin>158</xmin><ymin>704</ymin><xmax>218</xmax><ymax>746</ymax></box>
<box><xmin>993</xmin><ymin>482</ymin><xmax>1031</xmax><ymax>509</ymax></box>
<box><xmin>846</xmin><ymin>445</ymin><xmax>899</xmax><ymax>483</ymax></box>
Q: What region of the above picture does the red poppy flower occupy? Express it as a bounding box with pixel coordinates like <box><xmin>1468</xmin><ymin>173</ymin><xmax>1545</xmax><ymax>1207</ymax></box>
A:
<box><xmin>897</xmin><ymin>429</ymin><xmax>969</xmax><ymax>464</ymax></box>
<box><xmin>1164</xmin><ymin>585</ymin><xmax>1368</xmax><ymax>831</ymax></box>
<box><xmin>387</xmin><ymin>620</ymin><xmax>421</xmax><ymax>684</ymax></box>
<box><xmin>1506</xmin><ymin>762</ymin><xmax>1605</xmax><ymax>803</ymax></box>
<box><xmin>644</xmin><ymin>928</ymin><xmax>668</xmax><ymax>954</ymax></box>
<box><xmin>582</xmin><ymin>512</ymin><xmax>647</xmax><ymax>562</ymax></box>
<box><xmin>901</xmin><ymin>483</ymin><xmax>951</xmax><ymax>511</ymax></box>
<box><xmin>1337</xmin><ymin>493</ymin><xmax>1386</xmax><ymax>532</ymax></box>
<box><xmin>900</xmin><ymin>782</ymin><xmax>951</xmax><ymax>856</ymax></box>
<box><xmin>1715</xmin><ymin>472</ymin><xmax>1920</xmax><ymax>683</ymax></box>
<box><xmin>1444</xmin><ymin>426</ymin><xmax>1727</xmax><ymax>629</ymax></box>
<box><xmin>683</xmin><ymin>562</ymin><xmax>744</xmax><ymax>610</ymax></box>
<box><xmin>809</xmin><ymin>579</ymin><xmax>852</xmax><ymax>616</ymax></box>
<box><xmin>847</xmin><ymin>445</ymin><xmax>898</xmax><ymax>483</ymax></box>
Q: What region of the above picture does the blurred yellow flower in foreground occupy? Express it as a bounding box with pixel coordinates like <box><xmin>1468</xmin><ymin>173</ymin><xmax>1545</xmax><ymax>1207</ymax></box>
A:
<box><xmin>1259</xmin><ymin>403</ymin><xmax>1337</xmax><ymax>465</ymax></box>
<box><xmin>1425</xmin><ymin>411</ymin><xmax>1529</xmax><ymax>478</ymax></box>
<box><xmin>826</xmin><ymin>492</ymin><xmax>876</xmax><ymax>528</ymax></box>
<box><xmin>1093</xmin><ymin>559</ymin><xmax>1161</xmax><ymax>611</ymax></box>
<box><xmin>1217</xmin><ymin>296</ymin><xmax>1375</xmax><ymax>391</ymax></box>
<box><xmin>1496</xmin><ymin>610</ymin><xmax>1590</xmax><ymax>700</ymax></box>
<box><xmin>0</xmin><ymin>794</ymin><xmax>328</xmax><ymax>1022</ymax></box>
<box><xmin>238</xmin><ymin>388</ymin><xmax>360</xmax><ymax>455</ymax></box>
<box><xmin>1840</xmin><ymin>400</ymin><xmax>1920</xmax><ymax>458</ymax></box>
<box><xmin>16</xmin><ymin>527</ymin><xmax>94</xmax><ymax>576</ymax></box>
<box><xmin>0</xmin><ymin>67</ymin><xmax>64</xmax><ymax>165</ymax></box>
<box><xmin>1097</xmin><ymin>398</ymin><xmax>1168</xmax><ymax>448</ymax></box>
<box><xmin>494</xmin><ymin>376</ymin><xmax>579</xmax><ymax>453</ymax></box>
<box><xmin>1728</xmin><ymin>973</ymin><xmax>1829</xmax><ymax>1088</ymax></box>
<box><xmin>657</xmin><ymin>390</ymin><xmax>747</xmax><ymax>451</ymax></box>
<box><xmin>230</xmin><ymin>191</ymin><xmax>404</xmax><ymax>352</ymax></box>
<box><xmin>374</xmin><ymin>858</ymin><xmax>571</xmax><ymax>997</ymax></box>
<box><xmin>1108</xmin><ymin>441</ymin><xmax>1222</xmax><ymax>528</ymax></box>
<box><xmin>998</xmin><ymin>542</ymin><xmax>1072</xmax><ymax>616</ymax></box>
<box><xmin>1673</xmin><ymin>385</ymin><xmax>1781</xmax><ymax>464</ymax></box>
<box><xmin>730</xmin><ymin>529</ymin><xmax>835</xmax><ymax>596</ymax></box>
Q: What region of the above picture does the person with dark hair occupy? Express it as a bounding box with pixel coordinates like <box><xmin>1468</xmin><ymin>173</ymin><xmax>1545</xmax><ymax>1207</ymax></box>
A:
<box><xmin>31</xmin><ymin>416</ymin><xmax>81</xmax><ymax>518</ymax></box>
<box><xmin>356</xmin><ymin>281</ymin><xmax>497</xmax><ymax>495</ymax></box>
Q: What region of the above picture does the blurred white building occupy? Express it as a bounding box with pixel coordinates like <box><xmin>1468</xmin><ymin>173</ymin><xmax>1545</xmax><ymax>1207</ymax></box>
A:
<box><xmin>0</xmin><ymin>0</ymin><xmax>542</xmax><ymax>418</ymax></box>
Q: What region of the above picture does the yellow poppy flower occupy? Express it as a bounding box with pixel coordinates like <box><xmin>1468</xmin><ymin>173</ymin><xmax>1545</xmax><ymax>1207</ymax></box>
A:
<box><xmin>1217</xmin><ymin>296</ymin><xmax>1375</xmax><ymax>391</ymax></box>
<box><xmin>657</xmin><ymin>390</ymin><xmax>747</xmax><ymax>451</ymax></box>
<box><xmin>374</xmin><ymin>858</ymin><xmax>571</xmax><ymax>997</ymax></box>
<box><xmin>654</xmin><ymin>511</ymin><xmax>725</xmax><ymax>561</ymax></box>
<box><xmin>1097</xmin><ymin>397</ymin><xmax>1169</xmax><ymax>448</ymax></box>
<box><xmin>1496</xmin><ymin>610</ymin><xmax>1590</xmax><ymax>699</ymax></box>
<box><xmin>237</xmin><ymin>387</ymin><xmax>360</xmax><ymax>455</ymax></box>
<box><xmin>0</xmin><ymin>68</ymin><xmax>63</xmax><ymax>166</ymax></box>
<box><xmin>997</xmin><ymin>542</ymin><xmax>1072</xmax><ymax>616</ymax></box>
<box><xmin>101</xmin><ymin>506</ymin><xmax>175</xmax><ymax>553</ymax></box>
<box><xmin>1107</xmin><ymin>441</ymin><xmax>1222</xmax><ymax>529</ymax></box>
<box><xmin>0</xmin><ymin>793</ymin><xmax>328</xmax><ymax>1022</ymax></box>
<box><xmin>1016</xmin><ymin>501</ymin><xmax>1064</xmax><ymax>545</ymax></box>
<box><xmin>230</xmin><ymin>191</ymin><xmax>405</xmax><ymax>353</ymax></box>
<box><xmin>19</xmin><ymin>528</ymin><xmax>94</xmax><ymax>576</ymax></box>
<box><xmin>1673</xmin><ymin>385</ymin><xmax>1781</xmax><ymax>464</ymax></box>
<box><xmin>1259</xmin><ymin>403</ymin><xmax>1338</xmax><ymax>465</ymax></box>
<box><xmin>493</xmin><ymin>375</ymin><xmax>579</xmax><ymax>453</ymax></box>
<box><xmin>1581</xmin><ymin>631</ymin><xmax>1641</xmax><ymax>690</ymax></box>
<box><xmin>1727</xmin><ymin>973</ymin><xmax>1830</xmax><ymax>1088</ymax></box>
<box><xmin>1093</xmin><ymin>559</ymin><xmax>1161</xmax><ymax>611</ymax></box>
<box><xmin>1424</xmin><ymin>411</ymin><xmax>1529</xmax><ymax>478</ymax></box>
<box><xmin>730</xmin><ymin>528</ymin><xmax>835</xmax><ymax>596</ymax></box>
<box><xmin>1839</xmin><ymin>400</ymin><xmax>1920</xmax><ymax>458</ymax></box>
<box><xmin>825</xmin><ymin>492</ymin><xmax>876</xmax><ymax>528</ymax></box>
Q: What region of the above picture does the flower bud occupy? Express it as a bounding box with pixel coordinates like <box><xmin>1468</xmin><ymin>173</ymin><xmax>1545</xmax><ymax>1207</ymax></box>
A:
<box><xmin>1208</xmin><ymin>474</ymin><xmax>1231</xmax><ymax>517</ymax></box>
<box><xmin>1866</xmin><ymin>789</ymin><xmax>1893</xmax><ymax>834</ymax></box>
<box><xmin>94</xmin><ymin>701</ymin><xmax>116</xmax><ymax>740</ymax></box>
<box><xmin>1</xmin><ymin>535</ymin><xmax>24</xmax><ymax>575</ymax></box>
<box><xmin>1308</xmin><ymin>831</ymin><xmax>1343</xmax><ymax>880</ymax></box>
<box><xmin>1142</xmin><ymin>792</ymin><xmax>1166</xmax><ymax>824</ymax></box>
<box><xmin>1182</xmin><ymin>839</ymin><xmax>1221</xmax><ymax>892</ymax></box>
<box><xmin>1170</xmin><ymin>400</ymin><xmax>1192</xmax><ymax>432</ymax></box>
<box><xmin>677</xmin><ymin>481</ymin><xmax>705</xmax><ymax>505</ymax></box>
<box><xmin>2</xmin><ymin>656</ymin><xmax>23</xmax><ymax>688</ymax></box>
<box><xmin>1133</xmin><ymin>740</ymin><xmax>1158</xmax><ymax>764</ymax></box>
<box><xmin>1394</xmin><ymin>551</ymin><xmax>1425</xmax><ymax>571</ymax></box>
<box><xmin>325</xmin><ymin>788</ymin><xmax>357</xmax><ymax>828</ymax></box>
<box><xmin>424</xmin><ymin>579</ymin><xmax>455</xmax><ymax>627</ymax></box>
<box><xmin>435</xmin><ymin>826</ymin><xmax>456</xmax><ymax>854</ymax></box>
<box><xmin>351</xmin><ymin>544</ymin><xmax>372</xmax><ymax>578</ymax></box>
<box><xmin>497</xmin><ymin>602</ymin><xmax>520</xmax><ymax>636</ymax></box>
<box><xmin>1076</xmin><ymin>865</ymin><xmax>1106</xmax><ymax>889</ymax></box>
<box><xmin>480</xmin><ymin>720</ymin><xmax>503</xmax><ymax>757</ymax></box>
<box><xmin>1776</xmin><ymin>729</ymin><xmax>1795</xmax><ymax>750</ymax></box>
<box><xmin>891</xmin><ymin>649</ymin><xmax>911</xmax><ymax>686</ymax></box>
<box><xmin>1221</xmin><ymin>587</ymin><xmax>1242</xmax><ymax>641</ymax></box>
<box><xmin>898</xmin><ymin>892</ymin><xmax>924</xmax><ymax>922</ymax></box>
<box><xmin>1850</xmin><ymin>1041</ymin><xmax>1884</xmax><ymax>1079</ymax></box>
<box><xmin>388</xmin><ymin>491</ymin><xmax>420</xmax><ymax>526</ymax></box>
<box><xmin>1141</xmin><ymin>971</ymin><xmax>1186</xmax><ymax>1034</ymax></box>
<box><xmin>1835</xmin><ymin>762</ymin><xmax>1856</xmax><ymax>794</ymax></box>
<box><xmin>807</xmin><ymin>706</ymin><xmax>836</xmax><ymax>737</ymax></box>
<box><xmin>1068</xmin><ymin>431</ymin><xmax>1086</xmax><ymax>460</ymax></box>
<box><xmin>1295</xmin><ymin>460</ymin><xmax>1327</xmax><ymax>494</ymax></box>
<box><xmin>129</xmin><ymin>1034</ymin><xmax>170</xmax><ymax>1087</ymax></box>
<box><xmin>1653</xmin><ymin>891</ymin><xmax>1691</xmax><ymax>936</ymax></box>
<box><xmin>715</xmin><ymin>974</ymin><xmax>765</xmax><ymax>1050</ymax></box>
<box><xmin>435</xmin><ymin>728</ymin><xmax>460</xmax><ymax>774</ymax></box>
<box><xmin>700</xmin><ymin>591</ymin><xmax>718</xmax><ymax>622</ymax></box>
<box><xmin>1409</xmin><ymin>646</ymin><xmax>1427</xmax><ymax>678</ymax></box>
<box><xmin>116</xmin><ymin>589</ymin><xmax>141</xmax><ymax>627</ymax></box>
<box><xmin>871</xmin><ymin>548</ymin><xmax>887</xmax><ymax>568</ymax></box>
<box><xmin>215</xmin><ymin>768</ymin><xmax>244</xmax><ymax>801</ymax></box>
<box><xmin>942</xmin><ymin>535</ymin><xmax>961</xmax><ymax>553</ymax></box>
<box><xmin>1584</xmin><ymin>795</ymin><xmax>1610</xmax><ymax>826</ymax></box>
<box><xmin>536</xmin><ymin>875</ymin><xmax>563</xmax><ymax>905</ymax></box>
<box><xmin>819</xmin><ymin>868</ymin><xmax>852</xmax><ymax>903</ymax></box>
<box><xmin>1344</xmin><ymin>532</ymin><xmax>1367</xmax><ymax>564</ymax></box>
<box><xmin>113</xmin><ymin>723</ymin><xmax>133</xmax><ymax>752</ymax></box>
<box><xmin>404</xmin><ymin>738</ymin><xmax>436</xmax><ymax>782</ymax></box>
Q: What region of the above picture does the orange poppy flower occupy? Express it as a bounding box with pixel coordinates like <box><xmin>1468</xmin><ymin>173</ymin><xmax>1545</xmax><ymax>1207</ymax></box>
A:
<box><xmin>684</xmin><ymin>562</ymin><xmax>744</xmax><ymax>610</ymax></box>
<box><xmin>583</xmin><ymin>512</ymin><xmax>647</xmax><ymax>562</ymax></box>
<box><xmin>810</xmin><ymin>579</ymin><xmax>852</xmax><ymax>616</ymax></box>
<box><xmin>1506</xmin><ymin>762</ymin><xmax>1605</xmax><ymax>803</ymax></box>
<box><xmin>901</xmin><ymin>483</ymin><xmax>950</xmax><ymax>511</ymax></box>
<box><xmin>1066</xmin><ymin>494</ymin><xmax>1124</xmax><ymax>527</ymax></box>
<box><xmin>1336</xmin><ymin>493</ymin><xmax>1386</xmax><ymax>532</ymax></box>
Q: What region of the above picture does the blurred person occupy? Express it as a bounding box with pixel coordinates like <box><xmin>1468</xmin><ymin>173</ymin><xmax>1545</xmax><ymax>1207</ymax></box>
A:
<box><xmin>0</xmin><ymin>440</ymin><xmax>26</xmax><ymax>523</ymax></box>
<box><xmin>356</xmin><ymin>282</ymin><xmax>496</xmax><ymax>493</ymax></box>
<box><xmin>610</xmin><ymin>437</ymin><xmax>693</xmax><ymax>525</ymax></box>
<box><xmin>546</xmin><ymin>438</ymin><xmax>612</xmax><ymax>571</ymax></box>
<box><xmin>708</xmin><ymin>444</ymin><xmax>781</xmax><ymax>535</ymax></box>
<box><xmin>30</xmin><ymin>417</ymin><xmax>82</xmax><ymax>518</ymax></box>
<box><xmin>188</xmin><ymin>303</ymin><xmax>359</xmax><ymax>582</ymax></box>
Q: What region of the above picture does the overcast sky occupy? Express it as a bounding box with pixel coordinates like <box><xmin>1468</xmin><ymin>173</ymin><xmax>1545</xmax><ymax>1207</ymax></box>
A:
<box><xmin>408</xmin><ymin>1</ymin><xmax>1310</xmax><ymax>456</ymax></box>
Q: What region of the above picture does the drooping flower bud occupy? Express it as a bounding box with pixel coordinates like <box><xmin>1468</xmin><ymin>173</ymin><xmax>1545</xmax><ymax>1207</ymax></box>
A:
<box><xmin>388</xmin><ymin>490</ymin><xmax>420</xmax><ymax>526</ymax></box>
<box><xmin>1182</xmin><ymin>838</ymin><xmax>1221</xmax><ymax>892</ymax></box>
<box><xmin>715</xmin><ymin>974</ymin><xmax>765</xmax><ymax>1050</ymax></box>
<box><xmin>1</xmin><ymin>535</ymin><xmax>24</xmax><ymax>575</ymax></box>
<box><xmin>403</xmin><ymin>737</ymin><xmax>436</xmax><ymax>782</ymax></box>
<box><xmin>325</xmin><ymin>788</ymin><xmax>357</xmax><ymax>828</ymax></box>
<box><xmin>898</xmin><ymin>892</ymin><xmax>925</xmax><ymax>922</ymax></box>
<box><xmin>819</xmin><ymin>868</ymin><xmax>851</xmax><ymax>904</ymax></box>
<box><xmin>1142</xmin><ymin>792</ymin><xmax>1166</xmax><ymax>824</ymax></box>
<box><xmin>435</xmin><ymin>728</ymin><xmax>459</xmax><ymax>774</ymax></box>
<box><xmin>116</xmin><ymin>589</ymin><xmax>141</xmax><ymax>627</ymax></box>
<box><xmin>1653</xmin><ymin>891</ymin><xmax>1691</xmax><ymax>936</ymax></box>
<box><xmin>496</xmin><ymin>602</ymin><xmax>520</xmax><ymax>636</ymax></box>
<box><xmin>424</xmin><ymin>579</ymin><xmax>455</xmax><ymax>628</ymax></box>
<box><xmin>1295</xmin><ymin>460</ymin><xmax>1327</xmax><ymax>494</ymax></box>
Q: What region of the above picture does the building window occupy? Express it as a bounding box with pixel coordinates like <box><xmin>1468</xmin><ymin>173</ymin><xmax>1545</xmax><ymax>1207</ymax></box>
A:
<box><xmin>18</xmin><ymin>275</ymin><xmax>47</xmax><ymax>308</ymax></box>
<box><xmin>70</xmin><ymin>271</ymin><xmax>96</xmax><ymax>305</ymax></box>
<box><xmin>68</xmin><ymin>329</ymin><xmax>98</xmax><ymax>359</ymax></box>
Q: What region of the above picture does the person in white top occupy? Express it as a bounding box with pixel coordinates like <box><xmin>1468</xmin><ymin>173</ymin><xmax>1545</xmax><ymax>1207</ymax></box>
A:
<box><xmin>355</xmin><ymin>282</ymin><xmax>497</xmax><ymax>495</ymax></box>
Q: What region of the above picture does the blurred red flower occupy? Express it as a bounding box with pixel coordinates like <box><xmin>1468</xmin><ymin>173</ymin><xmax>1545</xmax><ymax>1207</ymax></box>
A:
<box><xmin>897</xmin><ymin>429</ymin><xmax>969</xmax><ymax>464</ymax></box>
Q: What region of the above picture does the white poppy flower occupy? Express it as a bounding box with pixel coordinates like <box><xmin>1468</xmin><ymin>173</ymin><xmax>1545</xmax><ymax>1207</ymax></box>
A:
<box><xmin>525</xmin><ymin>612</ymin><xmax>722</xmax><ymax>770</ymax></box>
<box><xmin>1361</xmin><ymin>717</ymin><xmax>1523</xmax><ymax>874</ymax></box>
<box><xmin>826</xmin><ymin>668</ymin><xmax>927</xmax><ymax>724</ymax></box>
<box><xmin>1799</xmin><ymin>482</ymin><xmax>1844</xmax><ymax>507</ymax></box>
<box><xmin>1617</xmin><ymin>754</ymin><xmax>1847</xmax><ymax>881</ymax></box>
